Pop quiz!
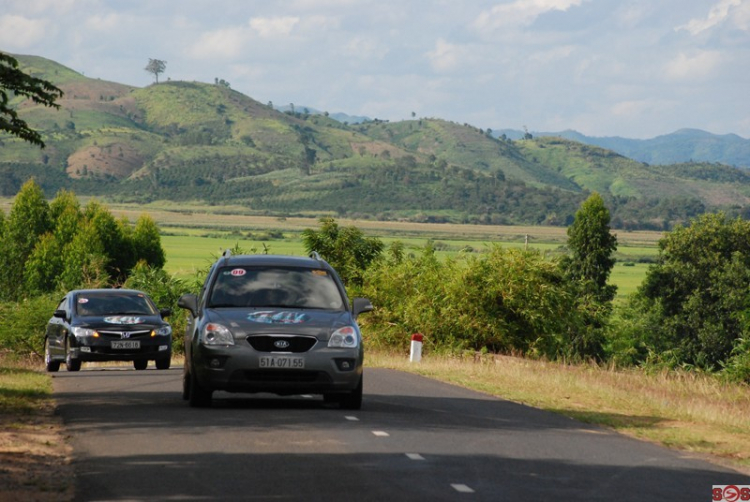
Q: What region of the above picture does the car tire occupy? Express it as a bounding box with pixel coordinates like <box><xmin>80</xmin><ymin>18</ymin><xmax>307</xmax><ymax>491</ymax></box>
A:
<box><xmin>155</xmin><ymin>357</ymin><xmax>171</xmax><ymax>370</ymax></box>
<box><xmin>44</xmin><ymin>338</ymin><xmax>60</xmax><ymax>373</ymax></box>
<box><xmin>188</xmin><ymin>368</ymin><xmax>212</xmax><ymax>408</ymax></box>
<box><xmin>339</xmin><ymin>375</ymin><xmax>363</xmax><ymax>410</ymax></box>
<box><xmin>65</xmin><ymin>337</ymin><xmax>81</xmax><ymax>372</ymax></box>
<box><xmin>133</xmin><ymin>360</ymin><xmax>148</xmax><ymax>370</ymax></box>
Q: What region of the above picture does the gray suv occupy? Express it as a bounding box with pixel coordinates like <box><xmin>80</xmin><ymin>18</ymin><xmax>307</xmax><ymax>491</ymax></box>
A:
<box><xmin>177</xmin><ymin>252</ymin><xmax>373</xmax><ymax>408</ymax></box>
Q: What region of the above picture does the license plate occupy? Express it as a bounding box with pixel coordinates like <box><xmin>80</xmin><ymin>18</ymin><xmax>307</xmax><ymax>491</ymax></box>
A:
<box><xmin>259</xmin><ymin>356</ymin><xmax>305</xmax><ymax>369</ymax></box>
<box><xmin>111</xmin><ymin>340</ymin><xmax>140</xmax><ymax>349</ymax></box>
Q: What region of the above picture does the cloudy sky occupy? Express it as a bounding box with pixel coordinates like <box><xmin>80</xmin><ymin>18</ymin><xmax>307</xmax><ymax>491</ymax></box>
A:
<box><xmin>1</xmin><ymin>0</ymin><xmax>748</xmax><ymax>139</ymax></box>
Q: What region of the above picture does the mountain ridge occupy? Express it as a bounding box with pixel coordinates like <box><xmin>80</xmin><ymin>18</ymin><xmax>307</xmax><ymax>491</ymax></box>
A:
<box><xmin>2</xmin><ymin>54</ymin><xmax>750</xmax><ymax>230</ymax></box>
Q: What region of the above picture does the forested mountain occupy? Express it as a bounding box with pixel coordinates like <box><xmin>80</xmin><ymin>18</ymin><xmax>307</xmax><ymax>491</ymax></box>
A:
<box><xmin>497</xmin><ymin>128</ymin><xmax>750</xmax><ymax>168</ymax></box>
<box><xmin>3</xmin><ymin>54</ymin><xmax>750</xmax><ymax>230</ymax></box>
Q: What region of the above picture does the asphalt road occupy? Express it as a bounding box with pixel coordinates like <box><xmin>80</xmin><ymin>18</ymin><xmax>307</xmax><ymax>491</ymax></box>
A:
<box><xmin>52</xmin><ymin>366</ymin><xmax>748</xmax><ymax>501</ymax></box>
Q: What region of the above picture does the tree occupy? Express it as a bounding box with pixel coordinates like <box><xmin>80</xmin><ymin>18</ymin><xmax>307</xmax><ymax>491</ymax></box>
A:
<box><xmin>0</xmin><ymin>52</ymin><xmax>63</xmax><ymax>148</ymax></box>
<box><xmin>302</xmin><ymin>218</ymin><xmax>383</xmax><ymax>286</ymax></box>
<box><xmin>132</xmin><ymin>214</ymin><xmax>166</xmax><ymax>269</ymax></box>
<box><xmin>144</xmin><ymin>58</ymin><xmax>167</xmax><ymax>84</ymax></box>
<box><xmin>561</xmin><ymin>192</ymin><xmax>618</xmax><ymax>304</ymax></box>
<box><xmin>637</xmin><ymin>213</ymin><xmax>750</xmax><ymax>369</ymax></box>
<box><xmin>0</xmin><ymin>180</ymin><xmax>51</xmax><ymax>300</ymax></box>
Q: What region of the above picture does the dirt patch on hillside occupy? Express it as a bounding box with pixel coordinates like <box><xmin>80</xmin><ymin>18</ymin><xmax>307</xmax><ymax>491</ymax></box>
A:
<box><xmin>0</xmin><ymin>401</ymin><xmax>74</xmax><ymax>502</ymax></box>
<box><xmin>67</xmin><ymin>143</ymin><xmax>146</xmax><ymax>179</ymax></box>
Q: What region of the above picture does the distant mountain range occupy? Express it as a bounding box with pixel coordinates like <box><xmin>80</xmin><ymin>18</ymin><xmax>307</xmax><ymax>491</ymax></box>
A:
<box><xmin>496</xmin><ymin>128</ymin><xmax>750</xmax><ymax>168</ymax></box>
<box><xmin>3</xmin><ymin>53</ymin><xmax>750</xmax><ymax>230</ymax></box>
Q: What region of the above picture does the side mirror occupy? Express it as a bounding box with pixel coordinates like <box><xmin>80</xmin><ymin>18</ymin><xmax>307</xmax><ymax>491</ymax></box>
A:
<box><xmin>160</xmin><ymin>308</ymin><xmax>172</xmax><ymax>318</ymax></box>
<box><xmin>177</xmin><ymin>294</ymin><xmax>198</xmax><ymax>317</ymax></box>
<box><xmin>352</xmin><ymin>298</ymin><xmax>373</xmax><ymax>318</ymax></box>
<box><xmin>53</xmin><ymin>309</ymin><xmax>67</xmax><ymax>320</ymax></box>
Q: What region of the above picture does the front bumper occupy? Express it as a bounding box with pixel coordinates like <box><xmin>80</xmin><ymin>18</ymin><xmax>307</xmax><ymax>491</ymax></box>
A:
<box><xmin>192</xmin><ymin>343</ymin><xmax>363</xmax><ymax>396</ymax></box>
<box><xmin>70</xmin><ymin>338</ymin><xmax>172</xmax><ymax>362</ymax></box>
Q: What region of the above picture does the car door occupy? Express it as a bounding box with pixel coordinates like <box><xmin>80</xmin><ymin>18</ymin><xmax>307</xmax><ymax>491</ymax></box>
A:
<box><xmin>46</xmin><ymin>296</ymin><xmax>70</xmax><ymax>358</ymax></box>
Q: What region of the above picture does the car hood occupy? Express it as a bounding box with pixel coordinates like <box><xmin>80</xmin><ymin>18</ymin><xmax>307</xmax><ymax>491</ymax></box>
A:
<box><xmin>206</xmin><ymin>308</ymin><xmax>354</xmax><ymax>339</ymax></box>
<box><xmin>75</xmin><ymin>315</ymin><xmax>169</xmax><ymax>330</ymax></box>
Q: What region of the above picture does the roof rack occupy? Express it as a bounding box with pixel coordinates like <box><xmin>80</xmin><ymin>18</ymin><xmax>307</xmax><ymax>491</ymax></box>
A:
<box><xmin>222</xmin><ymin>249</ymin><xmax>232</xmax><ymax>257</ymax></box>
<box><xmin>309</xmin><ymin>251</ymin><xmax>322</xmax><ymax>261</ymax></box>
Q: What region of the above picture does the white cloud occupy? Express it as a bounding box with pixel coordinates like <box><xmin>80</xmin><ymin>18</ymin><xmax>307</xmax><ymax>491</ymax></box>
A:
<box><xmin>189</xmin><ymin>27</ymin><xmax>251</xmax><ymax>60</ymax></box>
<box><xmin>85</xmin><ymin>13</ymin><xmax>124</xmax><ymax>32</ymax></box>
<box><xmin>474</xmin><ymin>0</ymin><xmax>585</xmax><ymax>32</ymax></box>
<box><xmin>344</xmin><ymin>36</ymin><xmax>388</xmax><ymax>60</ymax></box>
<box><xmin>665</xmin><ymin>51</ymin><xmax>723</xmax><ymax>80</ymax></box>
<box><xmin>426</xmin><ymin>39</ymin><xmax>468</xmax><ymax>72</ymax></box>
<box><xmin>6</xmin><ymin>0</ymin><xmax>87</xmax><ymax>16</ymax></box>
<box><xmin>249</xmin><ymin>16</ymin><xmax>300</xmax><ymax>38</ymax></box>
<box><xmin>0</xmin><ymin>15</ymin><xmax>50</xmax><ymax>47</ymax></box>
<box><xmin>677</xmin><ymin>0</ymin><xmax>742</xmax><ymax>35</ymax></box>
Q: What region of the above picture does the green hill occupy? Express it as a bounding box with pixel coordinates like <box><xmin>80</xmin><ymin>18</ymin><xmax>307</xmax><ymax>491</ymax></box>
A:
<box><xmin>2</xmin><ymin>54</ymin><xmax>750</xmax><ymax>229</ymax></box>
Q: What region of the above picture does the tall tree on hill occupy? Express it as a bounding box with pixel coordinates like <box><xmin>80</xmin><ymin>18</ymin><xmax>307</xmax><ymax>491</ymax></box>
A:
<box><xmin>0</xmin><ymin>52</ymin><xmax>63</xmax><ymax>148</ymax></box>
<box><xmin>144</xmin><ymin>58</ymin><xmax>167</xmax><ymax>84</ymax></box>
<box><xmin>561</xmin><ymin>192</ymin><xmax>618</xmax><ymax>304</ymax></box>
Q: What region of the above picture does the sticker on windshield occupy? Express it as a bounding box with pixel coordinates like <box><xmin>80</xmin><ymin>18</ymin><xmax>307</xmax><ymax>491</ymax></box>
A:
<box><xmin>229</xmin><ymin>268</ymin><xmax>246</xmax><ymax>277</ymax></box>
<box><xmin>247</xmin><ymin>311</ymin><xmax>309</xmax><ymax>324</ymax></box>
<box><xmin>78</xmin><ymin>298</ymin><xmax>89</xmax><ymax>304</ymax></box>
<box><xmin>104</xmin><ymin>316</ymin><xmax>144</xmax><ymax>325</ymax></box>
<box><xmin>311</xmin><ymin>270</ymin><xmax>328</xmax><ymax>276</ymax></box>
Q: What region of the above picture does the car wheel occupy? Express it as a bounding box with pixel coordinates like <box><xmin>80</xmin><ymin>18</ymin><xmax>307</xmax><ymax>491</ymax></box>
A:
<box><xmin>155</xmin><ymin>357</ymin><xmax>171</xmax><ymax>370</ymax></box>
<box><xmin>44</xmin><ymin>338</ymin><xmax>60</xmax><ymax>373</ymax></box>
<box><xmin>188</xmin><ymin>368</ymin><xmax>212</xmax><ymax>408</ymax></box>
<box><xmin>65</xmin><ymin>337</ymin><xmax>81</xmax><ymax>372</ymax></box>
<box><xmin>133</xmin><ymin>360</ymin><xmax>148</xmax><ymax>370</ymax></box>
<box><xmin>339</xmin><ymin>375</ymin><xmax>363</xmax><ymax>410</ymax></box>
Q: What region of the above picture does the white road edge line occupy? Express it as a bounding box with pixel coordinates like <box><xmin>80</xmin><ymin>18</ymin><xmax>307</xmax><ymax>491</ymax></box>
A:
<box><xmin>344</xmin><ymin>416</ymin><xmax>359</xmax><ymax>421</ymax></box>
<box><xmin>405</xmin><ymin>453</ymin><xmax>425</xmax><ymax>460</ymax></box>
<box><xmin>451</xmin><ymin>484</ymin><xmax>475</xmax><ymax>493</ymax></box>
<box><xmin>372</xmin><ymin>431</ymin><xmax>390</xmax><ymax>437</ymax></box>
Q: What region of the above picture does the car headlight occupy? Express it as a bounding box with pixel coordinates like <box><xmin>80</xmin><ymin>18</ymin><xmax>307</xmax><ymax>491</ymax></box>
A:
<box><xmin>72</xmin><ymin>327</ymin><xmax>96</xmax><ymax>338</ymax></box>
<box><xmin>201</xmin><ymin>323</ymin><xmax>235</xmax><ymax>346</ymax></box>
<box><xmin>153</xmin><ymin>326</ymin><xmax>172</xmax><ymax>337</ymax></box>
<box><xmin>328</xmin><ymin>326</ymin><xmax>358</xmax><ymax>348</ymax></box>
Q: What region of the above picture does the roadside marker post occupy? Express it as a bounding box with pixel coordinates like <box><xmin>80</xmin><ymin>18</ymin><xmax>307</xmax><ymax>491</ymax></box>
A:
<box><xmin>409</xmin><ymin>333</ymin><xmax>423</xmax><ymax>363</ymax></box>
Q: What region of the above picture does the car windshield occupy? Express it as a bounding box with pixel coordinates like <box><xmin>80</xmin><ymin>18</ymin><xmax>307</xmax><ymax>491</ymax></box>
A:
<box><xmin>75</xmin><ymin>293</ymin><xmax>157</xmax><ymax>316</ymax></box>
<box><xmin>208</xmin><ymin>266</ymin><xmax>345</xmax><ymax>310</ymax></box>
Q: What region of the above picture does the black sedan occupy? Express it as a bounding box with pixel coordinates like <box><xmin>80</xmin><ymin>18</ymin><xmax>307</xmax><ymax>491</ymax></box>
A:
<box><xmin>44</xmin><ymin>289</ymin><xmax>173</xmax><ymax>371</ymax></box>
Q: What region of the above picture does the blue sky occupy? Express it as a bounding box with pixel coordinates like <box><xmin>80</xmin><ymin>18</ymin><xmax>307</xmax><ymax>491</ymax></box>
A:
<box><xmin>1</xmin><ymin>0</ymin><xmax>748</xmax><ymax>138</ymax></box>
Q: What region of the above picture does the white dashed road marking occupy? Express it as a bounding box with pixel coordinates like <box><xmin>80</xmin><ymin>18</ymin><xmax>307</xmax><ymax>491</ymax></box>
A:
<box><xmin>451</xmin><ymin>484</ymin><xmax>475</xmax><ymax>493</ymax></box>
<box><xmin>344</xmin><ymin>416</ymin><xmax>359</xmax><ymax>421</ymax></box>
<box><xmin>372</xmin><ymin>431</ymin><xmax>390</xmax><ymax>437</ymax></box>
<box><xmin>405</xmin><ymin>453</ymin><xmax>425</xmax><ymax>460</ymax></box>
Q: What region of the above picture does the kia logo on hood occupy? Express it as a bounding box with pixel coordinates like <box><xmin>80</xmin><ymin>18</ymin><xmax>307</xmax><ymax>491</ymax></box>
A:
<box><xmin>273</xmin><ymin>340</ymin><xmax>291</xmax><ymax>349</ymax></box>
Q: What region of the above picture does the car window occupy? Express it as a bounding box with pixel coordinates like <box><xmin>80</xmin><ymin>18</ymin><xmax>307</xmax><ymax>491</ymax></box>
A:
<box><xmin>208</xmin><ymin>266</ymin><xmax>345</xmax><ymax>310</ymax></box>
<box><xmin>75</xmin><ymin>293</ymin><xmax>157</xmax><ymax>316</ymax></box>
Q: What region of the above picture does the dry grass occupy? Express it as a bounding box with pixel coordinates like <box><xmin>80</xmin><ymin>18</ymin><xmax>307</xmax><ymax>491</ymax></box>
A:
<box><xmin>367</xmin><ymin>351</ymin><xmax>750</xmax><ymax>473</ymax></box>
<box><xmin>0</xmin><ymin>356</ymin><xmax>74</xmax><ymax>502</ymax></box>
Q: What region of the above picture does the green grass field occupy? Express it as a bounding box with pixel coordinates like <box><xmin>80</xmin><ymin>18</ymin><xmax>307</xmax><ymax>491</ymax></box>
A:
<box><xmin>161</xmin><ymin>231</ymin><xmax>655</xmax><ymax>297</ymax></box>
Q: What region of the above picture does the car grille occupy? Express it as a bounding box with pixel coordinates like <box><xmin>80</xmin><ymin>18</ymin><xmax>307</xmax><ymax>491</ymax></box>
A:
<box><xmin>246</xmin><ymin>335</ymin><xmax>317</xmax><ymax>353</ymax></box>
<box><xmin>96</xmin><ymin>329</ymin><xmax>152</xmax><ymax>339</ymax></box>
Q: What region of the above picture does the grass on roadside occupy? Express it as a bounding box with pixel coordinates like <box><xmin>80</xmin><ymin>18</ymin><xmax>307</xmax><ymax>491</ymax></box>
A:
<box><xmin>0</xmin><ymin>363</ymin><xmax>52</xmax><ymax>416</ymax></box>
<box><xmin>0</xmin><ymin>355</ymin><xmax>74</xmax><ymax>501</ymax></box>
<box><xmin>367</xmin><ymin>351</ymin><xmax>750</xmax><ymax>473</ymax></box>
